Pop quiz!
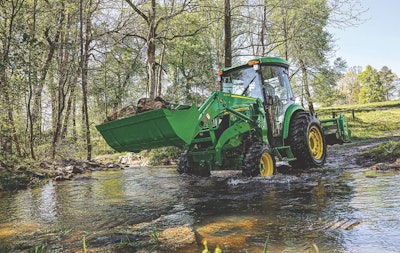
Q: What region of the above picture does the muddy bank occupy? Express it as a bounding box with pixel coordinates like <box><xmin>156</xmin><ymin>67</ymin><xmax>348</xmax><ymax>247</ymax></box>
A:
<box><xmin>0</xmin><ymin>159</ymin><xmax>121</xmax><ymax>192</ymax></box>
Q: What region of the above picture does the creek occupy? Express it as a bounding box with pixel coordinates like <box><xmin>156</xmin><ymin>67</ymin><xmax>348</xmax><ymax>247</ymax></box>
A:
<box><xmin>1</xmin><ymin>144</ymin><xmax>400</xmax><ymax>252</ymax></box>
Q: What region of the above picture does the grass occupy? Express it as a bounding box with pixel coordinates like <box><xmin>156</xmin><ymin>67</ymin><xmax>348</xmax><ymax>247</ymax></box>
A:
<box><xmin>263</xmin><ymin>235</ymin><xmax>269</xmax><ymax>253</ymax></box>
<box><xmin>117</xmin><ymin>235</ymin><xmax>135</xmax><ymax>248</ymax></box>
<box><xmin>317</xmin><ymin>100</ymin><xmax>400</xmax><ymax>164</ymax></box>
<box><xmin>34</xmin><ymin>245</ymin><xmax>47</xmax><ymax>253</ymax></box>
<box><xmin>359</xmin><ymin>140</ymin><xmax>400</xmax><ymax>163</ymax></box>
<box><xmin>317</xmin><ymin>99</ymin><xmax>400</xmax><ymax>112</ymax></box>
<box><xmin>83</xmin><ymin>236</ymin><xmax>87</xmax><ymax>253</ymax></box>
<box><xmin>317</xmin><ymin>104</ymin><xmax>400</xmax><ymax>139</ymax></box>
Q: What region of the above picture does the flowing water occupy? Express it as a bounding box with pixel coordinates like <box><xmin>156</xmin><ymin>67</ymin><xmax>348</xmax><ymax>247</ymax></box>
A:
<box><xmin>1</xmin><ymin>145</ymin><xmax>400</xmax><ymax>252</ymax></box>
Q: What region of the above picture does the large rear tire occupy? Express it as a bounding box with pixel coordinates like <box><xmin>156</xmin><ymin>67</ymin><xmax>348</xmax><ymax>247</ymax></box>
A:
<box><xmin>242</xmin><ymin>143</ymin><xmax>276</xmax><ymax>177</ymax></box>
<box><xmin>288</xmin><ymin>111</ymin><xmax>327</xmax><ymax>169</ymax></box>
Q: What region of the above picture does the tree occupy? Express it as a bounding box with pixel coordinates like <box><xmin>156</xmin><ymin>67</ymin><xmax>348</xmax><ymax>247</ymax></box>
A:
<box><xmin>358</xmin><ymin>65</ymin><xmax>386</xmax><ymax>104</ymax></box>
<box><xmin>0</xmin><ymin>0</ymin><xmax>26</xmax><ymax>159</ymax></box>
<box><xmin>224</xmin><ymin>0</ymin><xmax>232</xmax><ymax>67</ymax></box>
<box><xmin>337</xmin><ymin>66</ymin><xmax>362</xmax><ymax>105</ymax></box>
<box><xmin>268</xmin><ymin>0</ymin><xmax>332</xmax><ymax>112</ymax></box>
<box><xmin>312</xmin><ymin>58</ymin><xmax>347</xmax><ymax>107</ymax></box>
<box><xmin>123</xmin><ymin>0</ymin><xmax>200</xmax><ymax>98</ymax></box>
<box><xmin>379</xmin><ymin>66</ymin><xmax>397</xmax><ymax>100</ymax></box>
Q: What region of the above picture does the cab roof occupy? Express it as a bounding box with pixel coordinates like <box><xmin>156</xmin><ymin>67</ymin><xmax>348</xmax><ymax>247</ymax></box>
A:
<box><xmin>220</xmin><ymin>57</ymin><xmax>289</xmax><ymax>73</ymax></box>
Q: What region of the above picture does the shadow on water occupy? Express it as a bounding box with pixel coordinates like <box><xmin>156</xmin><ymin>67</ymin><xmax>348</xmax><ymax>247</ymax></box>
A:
<box><xmin>0</xmin><ymin>157</ymin><xmax>400</xmax><ymax>252</ymax></box>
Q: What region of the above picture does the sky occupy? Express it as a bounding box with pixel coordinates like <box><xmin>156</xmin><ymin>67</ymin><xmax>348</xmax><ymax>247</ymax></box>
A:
<box><xmin>328</xmin><ymin>0</ymin><xmax>400</xmax><ymax>75</ymax></box>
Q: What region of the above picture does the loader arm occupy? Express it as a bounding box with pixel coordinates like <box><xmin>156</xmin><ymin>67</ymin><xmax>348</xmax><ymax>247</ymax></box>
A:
<box><xmin>95</xmin><ymin>91</ymin><xmax>267</xmax><ymax>154</ymax></box>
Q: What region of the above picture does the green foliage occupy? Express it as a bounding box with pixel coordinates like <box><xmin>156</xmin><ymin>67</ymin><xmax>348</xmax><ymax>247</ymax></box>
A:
<box><xmin>150</xmin><ymin>230</ymin><xmax>160</xmax><ymax>250</ymax></box>
<box><xmin>117</xmin><ymin>235</ymin><xmax>135</xmax><ymax>249</ymax></box>
<box><xmin>358</xmin><ymin>65</ymin><xmax>386</xmax><ymax>104</ymax></box>
<box><xmin>0</xmin><ymin>243</ymin><xmax>12</xmax><ymax>253</ymax></box>
<box><xmin>34</xmin><ymin>245</ymin><xmax>47</xmax><ymax>253</ymax></box>
<box><xmin>83</xmin><ymin>236</ymin><xmax>87</xmax><ymax>253</ymax></box>
<box><xmin>360</xmin><ymin>140</ymin><xmax>400</xmax><ymax>163</ymax></box>
<box><xmin>0</xmin><ymin>0</ymin><xmax>374</xmax><ymax>166</ymax></box>
<box><xmin>263</xmin><ymin>235</ymin><xmax>270</xmax><ymax>253</ymax></box>
<box><xmin>312</xmin><ymin>58</ymin><xmax>347</xmax><ymax>106</ymax></box>
<box><xmin>148</xmin><ymin>146</ymin><xmax>183</xmax><ymax>166</ymax></box>
<box><xmin>317</xmin><ymin>101</ymin><xmax>400</xmax><ymax>139</ymax></box>
<box><xmin>337</xmin><ymin>68</ymin><xmax>361</xmax><ymax>105</ymax></box>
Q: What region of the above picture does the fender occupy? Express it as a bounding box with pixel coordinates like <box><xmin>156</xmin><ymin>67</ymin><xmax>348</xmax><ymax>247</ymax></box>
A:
<box><xmin>282</xmin><ymin>104</ymin><xmax>305</xmax><ymax>140</ymax></box>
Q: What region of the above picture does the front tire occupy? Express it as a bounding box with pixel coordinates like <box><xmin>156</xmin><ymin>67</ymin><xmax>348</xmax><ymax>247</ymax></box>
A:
<box><xmin>242</xmin><ymin>143</ymin><xmax>276</xmax><ymax>177</ymax></box>
<box><xmin>288</xmin><ymin>111</ymin><xmax>327</xmax><ymax>169</ymax></box>
<box><xmin>177</xmin><ymin>152</ymin><xmax>210</xmax><ymax>177</ymax></box>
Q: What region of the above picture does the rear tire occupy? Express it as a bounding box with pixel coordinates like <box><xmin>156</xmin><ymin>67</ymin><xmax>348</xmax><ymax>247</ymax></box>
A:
<box><xmin>288</xmin><ymin>111</ymin><xmax>327</xmax><ymax>169</ymax></box>
<box><xmin>242</xmin><ymin>143</ymin><xmax>276</xmax><ymax>177</ymax></box>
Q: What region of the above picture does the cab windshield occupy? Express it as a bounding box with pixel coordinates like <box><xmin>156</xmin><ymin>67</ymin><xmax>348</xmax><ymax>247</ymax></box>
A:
<box><xmin>221</xmin><ymin>65</ymin><xmax>293</xmax><ymax>103</ymax></box>
<box><xmin>221</xmin><ymin>66</ymin><xmax>264</xmax><ymax>100</ymax></box>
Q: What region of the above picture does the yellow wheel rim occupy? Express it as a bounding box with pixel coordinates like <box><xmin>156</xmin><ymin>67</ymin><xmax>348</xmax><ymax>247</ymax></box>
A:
<box><xmin>260</xmin><ymin>152</ymin><xmax>274</xmax><ymax>176</ymax></box>
<box><xmin>308</xmin><ymin>125</ymin><xmax>324</xmax><ymax>160</ymax></box>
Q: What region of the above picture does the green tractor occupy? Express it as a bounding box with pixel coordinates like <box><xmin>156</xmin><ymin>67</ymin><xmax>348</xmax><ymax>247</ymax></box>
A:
<box><xmin>96</xmin><ymin>57</ymin><xmax>351</xmax><ymax>176</ymax></box>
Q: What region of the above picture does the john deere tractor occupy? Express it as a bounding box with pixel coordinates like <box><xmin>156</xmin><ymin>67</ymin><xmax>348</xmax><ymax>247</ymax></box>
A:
<box><xmin>96</xmin><ymin>57</ymin><xmax>351</xmax><ymax>176</ymax></box>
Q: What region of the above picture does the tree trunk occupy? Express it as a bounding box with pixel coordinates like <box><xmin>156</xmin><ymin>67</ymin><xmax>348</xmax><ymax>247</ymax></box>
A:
<box><xmin>224</xmin><ymin>0</ymin><xmax>232</xmax><ymax>67</ymax></box>
<box><xmin>147</xmin><ymin>0</ymin><xmax>157</xmax><ymax>98</ymax></box>
<box><xmin>299</xmin><ymin>59</ymin><xmax>314</xmax><ymax>113</ymax></box>
<box><xmin>156</xmin><ymin>35</ymin><xmax>167</xmax><ymax>97</ymax></box>
<box><xmin>80</xmin><ymin>0</ymin><xmax>92</xmax><ymax>161</ymax></box>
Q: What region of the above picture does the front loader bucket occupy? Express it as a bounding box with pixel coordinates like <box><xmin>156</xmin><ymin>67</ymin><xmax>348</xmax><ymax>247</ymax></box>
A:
<box><xmin>96</xmin><ymin>105</ymin><xmax>200</xmax><ymax>152</ymax></box>
<box><xmin>320</xmin><ymin>114</ymin><xmax>351</xmax><ymax>145</ymax></box>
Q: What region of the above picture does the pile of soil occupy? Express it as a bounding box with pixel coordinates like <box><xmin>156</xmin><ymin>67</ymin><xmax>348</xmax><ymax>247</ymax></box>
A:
<box><xmin>103</xmin><ymin>97</ymin><xmax>170</xmax><ymax>123</ymax></box>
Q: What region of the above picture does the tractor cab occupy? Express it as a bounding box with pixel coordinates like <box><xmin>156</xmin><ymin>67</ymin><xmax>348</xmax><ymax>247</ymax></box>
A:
<box><xmin>219</xmin><ymin>57</ymin><xmax>294</xmax><ymax>138</ymax></box>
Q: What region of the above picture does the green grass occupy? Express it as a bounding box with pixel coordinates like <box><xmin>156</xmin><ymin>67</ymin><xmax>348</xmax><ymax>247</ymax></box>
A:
<box><xmin>317</xmin><ymin>100</ymin><xmax>400</xmax><ymax>164</ymax></box>
<box><xmin>263</xmin><ymin>235</ymin><xmax>269</xmax><ymax>253</ymax></box>
<box><xmin>317</xmin><ymin>99</ymin><xmax>400</xmax><ymax>112</ymax></box>
<box><xmin>359</xmin><ymin>140</ymin><xmax>400</xmax><ymax>163</ymax></box>
<box><xmin>317</xmin><ymin>102</ymin><xmax>400</xmax><ymax>139</ymax></box>
<box><xmin>345</xmin><ymin>108</ymin><xmax>400</xmax><ymax>139</ymax></box>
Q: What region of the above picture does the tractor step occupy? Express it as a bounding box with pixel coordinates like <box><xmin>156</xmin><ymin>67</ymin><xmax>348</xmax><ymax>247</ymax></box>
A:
<box><xmin>273</xmin><ymin>146</ymin><xmax>296</xmax><ymax>162</ymax></box>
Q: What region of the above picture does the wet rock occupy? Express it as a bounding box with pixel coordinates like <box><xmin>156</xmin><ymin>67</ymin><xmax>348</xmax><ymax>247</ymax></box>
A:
<box><xmin>72</xmin><ymin>166</ymin><xmax>84</xmax><ymax>174</ymax></box>
<box><xmin>65</xmin><ymin>165</ymin><xmax>74</xmax><ymax>173</ymax></box>
<box><xmin>39</xmin><ymin>162</ymin><xmax>54</xmax><ymax>170</ymax></box>
<box><xmin>55</xmin><ymin>175</ymin><xmax>67</xmax><ymax>181</ymax></box>
<box><xmin>369</xmin><ymin>159</ymin><xmax>400</xmax><ymax>171</ymax></box>
<box><xmin>106</xmin><ymin>163</ymin><xmax>121</xmax><ymax>169</ymax></box>
<box><xmin>29</xmin><ymin>171</ymin><xmax>46</xmax><ymax>179</ymax></box>
<box><xmin>119</xmin><ymin>153</ymin><xmax>149</xmax><ymax>167</ymax></box>
<box><xmin>82</xmin><ymin>161</ymin><xmax>100</xmax><ymax>169</ymax></box>
<box><xmin>375</xmin><ymin>163</ymin><xmax>389</xmax><ymax>171</ymax></box>
<box><xmin>196</xmin><ymin>216</ymin><xmax>257</xmax><ymax>248</ymax></box>
<box><xmin>158</xmin><ymin>225</ymin><xmax>196</xmax><ymax>249</ymax></box>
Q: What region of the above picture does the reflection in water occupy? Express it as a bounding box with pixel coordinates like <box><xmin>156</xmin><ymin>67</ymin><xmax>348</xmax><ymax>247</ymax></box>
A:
<box><xmin>0</xmin><ymin>167</ymin><xmax>399</xmax><ymax>252</ymax></box>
